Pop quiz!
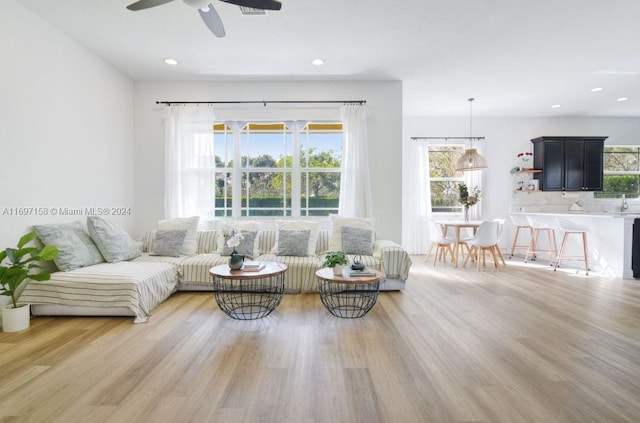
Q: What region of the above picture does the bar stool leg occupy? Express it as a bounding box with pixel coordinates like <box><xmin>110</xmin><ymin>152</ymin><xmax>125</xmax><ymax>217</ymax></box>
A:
<box><xmin>554</xmin><ymin>232</ymin><xmax>569</xmax><ymax>272</ymax></box>
<box><xmin>525</xmin><ymin>229</ymin><xmax>539</xmax><ymax>263</ymax></box>
<box><xmin>583</xmin><ymin>231</ymin><xmax>590</xmax><ymax>275</ymax></box>
<box><xmin>546</xmin><ymin>228</ymin><xmax>557</xmax><ymax>266</ymax></box>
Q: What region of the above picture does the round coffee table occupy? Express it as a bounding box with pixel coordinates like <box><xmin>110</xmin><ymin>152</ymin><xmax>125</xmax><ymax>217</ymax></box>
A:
<box><xmin>315</xmin><ymin>267</ymin><xmax>384</xmax><ymax>318</ymax></box>
<box><xmin>210</xmin><ymin>262</ymin><xmax>287</xmax><ymax>320</ymax></box>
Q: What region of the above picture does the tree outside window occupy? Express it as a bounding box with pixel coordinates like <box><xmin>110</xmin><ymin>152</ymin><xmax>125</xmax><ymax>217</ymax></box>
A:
<box><xmin>213</xmin><ymin>122</ymin><xmax>342</xmax><ymax>217</ymax></box>
<box><xmin>595</xmin><ymin>146</ymin><xmax>640</xmax><ymax>199</ymax></box>
<box><xmin>428</xmin><ymin>145</ymin><xmax>465</xmax><ymax>212</ymax></box>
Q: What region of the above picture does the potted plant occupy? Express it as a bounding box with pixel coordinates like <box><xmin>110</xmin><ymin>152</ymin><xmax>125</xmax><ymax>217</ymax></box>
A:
<box><xmin>1</xmin><ymin>231</ymin><xmax>59</xmax><ymax>332</ymax></box>
<box><xmin>322</xmin><ymin>250</ymin><xmax>348</xmax><ymax>276</ymax></box>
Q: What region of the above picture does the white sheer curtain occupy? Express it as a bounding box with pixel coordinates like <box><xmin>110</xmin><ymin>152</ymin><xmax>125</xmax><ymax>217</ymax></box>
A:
<box><xmin>402</xmin><ymin>140</ymin><xmax>431</xmax><ymax>254</ymax></box>
<box><xmin>164</xmin><ymin>105</ymin><xmax>217</xmax><ymax>219</ymax></box>
<box><xmin>338</xmin><ymin>104</ymin><xmax>373</xmax><ymax>217</ymax></box>
<box><xmin>464</xmin><ymin>140</ymin><xmax>484</xmax><ymax>220</ymax></box>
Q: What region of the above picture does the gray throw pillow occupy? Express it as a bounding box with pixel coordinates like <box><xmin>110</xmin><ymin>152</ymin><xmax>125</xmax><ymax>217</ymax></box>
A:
<box><xmin>33</xmin><ymin>222</ymin><xmax>104</xmax><ymax>271</ymax></box>
<box><xmin>150</xmin><ymin>230</ymin><xmax>187</xmax><ymax>257</ymax></box>
<box><xmin>221</xmin><ymin>230</ymin><xmax>258</xmax><ymax>259</ymax></box>
<box><xmin>276</xmin><ymin>229</ymin><xmax>311</xmax><ymax>256</ymax></box>
<box><xmin>342</xmin><ymin>226</ymin><xmax>374</xmax><ymax>255</ymax></box>
<box><xmin>87</xmin><ymin>216</ymin><xmax>141</xmax><ymax>263</ymax></box>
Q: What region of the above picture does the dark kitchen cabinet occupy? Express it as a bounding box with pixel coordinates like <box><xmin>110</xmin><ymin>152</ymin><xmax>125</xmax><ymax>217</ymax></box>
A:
<box><xmin>531</xmin><ymin>136</ymin><xmax>607</xmax><ymax>191</ymax></box>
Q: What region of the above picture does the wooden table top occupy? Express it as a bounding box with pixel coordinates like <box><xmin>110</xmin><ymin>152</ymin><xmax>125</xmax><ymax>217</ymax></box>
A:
<box><xmin>209</xmin><ymin>262</ymin><xmax>287</xmax><ymax>280</ymax></box>
<box><xmin>315</xmin><ymin>267</ymin><xmax>384</xmax><ymax>285</ymax></box>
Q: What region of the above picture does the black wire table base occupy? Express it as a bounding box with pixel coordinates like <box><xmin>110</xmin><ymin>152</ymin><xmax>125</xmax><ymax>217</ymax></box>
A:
<box><xmin>212</xmin><ymin>274</ymin><xmax>285</xmax><ymax>320</ymax></box>
<box><xmin>317</xmin><ymin>279</ymin><xmax>380</xmax><ymax>318</ymax></box>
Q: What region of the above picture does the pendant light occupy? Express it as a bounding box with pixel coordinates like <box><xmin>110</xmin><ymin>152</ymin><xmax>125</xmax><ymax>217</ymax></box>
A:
<box><xmin>455</xmin><ymin>98</ymin><xmax>488</xmax><ymax>171</ymax></box>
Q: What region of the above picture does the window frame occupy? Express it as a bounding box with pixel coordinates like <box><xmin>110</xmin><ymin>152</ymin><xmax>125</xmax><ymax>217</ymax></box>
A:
<box><xmin>427</xmin><ymin>143</ymin><xmax>465</xmax><ymax>215</ymax></box>
<box><xmin>595</xmin><ymin>145</ymin><xmax>640</xmax><ymax>200</ymax></box>
<box><xmin>213</xmin><ymin>121</ymin><xmax>342</xmax><ymax>218</ymax></box>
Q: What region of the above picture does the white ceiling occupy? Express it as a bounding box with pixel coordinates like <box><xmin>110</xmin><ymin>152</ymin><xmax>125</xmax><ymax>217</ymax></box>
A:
<box><xmin>16</xmin><ymin>0</ymin><xmax>640</xmax><ymax>117</ymax></box>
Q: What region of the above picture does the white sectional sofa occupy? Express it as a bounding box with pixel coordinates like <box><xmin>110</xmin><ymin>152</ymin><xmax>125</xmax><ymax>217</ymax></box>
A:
<box><xmin>136</xmin><ymin>228</ymin><xmax>412</xmax><ymax>293</ymax></box>
<box><xmin>21</xmin><ymin>218</ymin><xmax>412</xmax><ymax>323</ymax></box>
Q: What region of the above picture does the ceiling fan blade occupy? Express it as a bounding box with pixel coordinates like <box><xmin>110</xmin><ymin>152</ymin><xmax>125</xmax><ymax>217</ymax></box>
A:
<box><xmin>126</xmin><ymin>0</ymin><xmax>176</xmax><ymax>11</ymax></box>
<box><xmin>199</xmin><ymin>4</ymin><xmax>226</xmax><ymax>37</ymax></box>
<box><xmin>219</xmin><ymin>0</ymin><xmax>282</xmax><ymax>11</ymax></box>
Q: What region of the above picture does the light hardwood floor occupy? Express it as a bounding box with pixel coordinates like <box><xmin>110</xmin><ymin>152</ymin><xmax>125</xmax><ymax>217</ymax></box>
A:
<box><xmin>1</xmin><ymin>257</ymin><xmax>640</xmax><ymax>423</ymax></box>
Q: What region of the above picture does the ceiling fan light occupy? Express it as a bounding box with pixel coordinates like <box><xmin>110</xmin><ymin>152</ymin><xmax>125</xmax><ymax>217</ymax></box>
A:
<box><xmin>455</xmin><ymin>148</ymin><xmax>488</xmax><ymax>172</ymax></box>
<box><xmin>183</xmin><ymin>0</ymin><xmax>210</xmax><ymax>9</ymax></box>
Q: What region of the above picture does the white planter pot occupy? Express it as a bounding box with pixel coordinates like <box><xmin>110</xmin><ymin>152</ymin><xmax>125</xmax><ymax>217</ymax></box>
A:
<box><xmin>2</xmin><ymin>303</ymin><xmax>30</xmax><ymax>333</ymax></box>
<box><xmin>333</xmin><ymin>264</ymin><xmax>344</xmax><ymax>276</ymax></box>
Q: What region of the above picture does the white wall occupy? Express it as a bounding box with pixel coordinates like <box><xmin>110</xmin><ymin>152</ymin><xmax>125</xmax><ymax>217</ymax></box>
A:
<box><xmin>132</xmin><ymin>80</ymin><xmax>403</xmax><ymax>242</ymax></box>
<box><xmin>0</xmin><ymin>1</ymin><xmax>134</xmax><ymax>249</ymax></box>
<box><xmin>403</xmin><ymin>115</ymin><xmax>640</xmax><ymax>252</ymax></box>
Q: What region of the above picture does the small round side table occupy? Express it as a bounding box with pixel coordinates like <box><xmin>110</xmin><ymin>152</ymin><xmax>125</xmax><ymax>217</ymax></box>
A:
<box><xmin>210</xmin><ymin>262</ymin><xmax>287</xmax><ymax>320</ymax></box>
<box><xmin>315</xmin><ymin>267</ymin><xmax>383</xmax><ymax>318</ymax></box>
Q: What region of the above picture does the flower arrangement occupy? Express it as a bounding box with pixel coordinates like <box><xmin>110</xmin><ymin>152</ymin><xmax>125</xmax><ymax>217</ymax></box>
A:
<box><xmin>458</xmin><ymin>183</ymin><xmax>482</xmax><ymax>208</ymax></box>
<box><xmin>517</xmin><ymin>152</ymin><xmax>533</xmax><ymax>169</ymax></box>
<box><xmin>221</xmin><ymin>222</ymin><xmax>244</xmax><ymax>249</ymax></box>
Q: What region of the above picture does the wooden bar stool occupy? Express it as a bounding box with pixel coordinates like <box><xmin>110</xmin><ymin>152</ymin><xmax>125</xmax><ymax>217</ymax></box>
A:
<box><xmin>509</xmin><ymin>214</ymin><xmax>532</xmax><ymax>259</ymax></box>
<box><xmin>554</xmin><ymin>217</ymin><xmax>591</xmax><ymax>275</ymax></box>
<box><xmin>525</xmin><ymin>216</ymin><xmax>558</xmax><ymax>265</ymax></box>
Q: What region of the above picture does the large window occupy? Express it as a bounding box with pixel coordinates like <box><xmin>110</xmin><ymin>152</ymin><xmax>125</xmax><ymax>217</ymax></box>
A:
<box><xmin>595</xmin><ymin>146</ymin><xmax>640</xmax><ymax>199</ymax></box>
<box><xmin>428</xmin><ymin>145</ymin><xmax>465</xmax><ymax>213</ymax></box>
<box><xmin>213</xmin><ymin>122</ymin><xmax>342</xmax><ymax>217</ymax></box>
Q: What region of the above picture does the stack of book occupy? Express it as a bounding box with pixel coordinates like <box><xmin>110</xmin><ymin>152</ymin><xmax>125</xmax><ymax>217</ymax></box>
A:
<box><xmin>242</xmin><ymin>261</ymin><xmax>265</xmax><ymax>272</ymax></box>
<box><xmin>349</xmin><ymin>268</ymin><xmax>376</xmax><ymax>276</ymax></box>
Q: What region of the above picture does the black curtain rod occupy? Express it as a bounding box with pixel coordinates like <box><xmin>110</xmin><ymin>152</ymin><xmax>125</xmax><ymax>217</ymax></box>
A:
<box><xmin>156</xmin><ymin>100</ymin><xmax>366</xmax><ymax>106</ymax></box>
<box><xmin>411</xmin><ymin>136</ymin><xmax>485</xmax><ymax>141</ymax></box>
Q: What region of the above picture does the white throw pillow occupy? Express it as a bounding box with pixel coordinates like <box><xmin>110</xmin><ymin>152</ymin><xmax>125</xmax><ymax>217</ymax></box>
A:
<box><xmin>216</xmin><ymin>220</ymin><xmax>262</xmax><ymax>259</ymax></box>
<box><xmin>271</xmin><ymin>220</ymin><xmax>319</xmax><ymax>256</ymax></box>
<box><xmin>328</xmin><ymin>215</ymin><xmax>375</xmax><ymax>252</ymax></box>
<box><xmin>157</xmin><ymin>216</ymin><xmax>199</xmax><ymax>256</ymax></box>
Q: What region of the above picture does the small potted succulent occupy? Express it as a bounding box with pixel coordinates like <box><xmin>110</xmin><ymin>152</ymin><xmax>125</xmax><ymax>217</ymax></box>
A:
<box><xmin>322</xmin><ymin>250</ymin><xmax>348</xmax><ymax>276</ymax></box>
<box><xmin>1</xmin><ymin>231</ymin><xmax>59</xmax><ymax>332</ymax></box>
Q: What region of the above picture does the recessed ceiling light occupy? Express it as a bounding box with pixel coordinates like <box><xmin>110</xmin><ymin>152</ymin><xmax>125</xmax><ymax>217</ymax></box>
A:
<box><xmin>311</xmin><ymin>58</ymin><xmax>325</xmax><ymax>66</ymax></box>
<box><xmin>164</xmin><ymin>58</ymin><xmax>178</xmax><ymax>65</ymax></box>
<box><xmin>590</xmin><ymin>87</ymin><xmax>603</xmax><ymax>92</ymax></box>
<box><xmin>617</xmin><ymin>97</ymin><xmax>629</xmax><ymax>102</ymax></box>
<box><xmin>551</xmin><ymin>104</ymin><xmax>562</xmax><ymax>108</ymax></box>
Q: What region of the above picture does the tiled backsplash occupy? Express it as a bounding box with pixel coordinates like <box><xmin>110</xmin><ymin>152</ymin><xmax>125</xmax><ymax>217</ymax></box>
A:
<box><xmin>510</xmin><ymin>191</ymin><xmax>635</xmax><ymax>213</ymax></box>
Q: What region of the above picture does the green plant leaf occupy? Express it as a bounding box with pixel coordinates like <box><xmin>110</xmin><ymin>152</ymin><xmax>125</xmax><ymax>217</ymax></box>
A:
<box><xmin>37</xmin><ymin>245</ymin><xmax>59</xmax><ymax>261</ymax></box>
<box><xmin>0</xmin><ymin>250</ymin><xmax>6</xmax><ymax>263</ymax></box>
<box><xmin>17</xmin><ymin>231</ymin><xmax>37</xmax><ymax>248</ymax></box>
<box><xmin>6</xmin><ymin>248</ymin><xmax>16</xmax><ymax>264</ymax></box>
<box><xmin>29</xmin><ymin>272</ymin><xmax>51</xmax><ymax>281</ymax></box>
<box><xmin>12</xmin><ymin>247</ymin><xmax>38</xmax><ymax>262</ymax></box>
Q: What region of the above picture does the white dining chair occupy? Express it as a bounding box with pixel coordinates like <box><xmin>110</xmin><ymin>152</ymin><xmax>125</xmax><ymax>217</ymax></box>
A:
<box><xmin>444</xmin><ymin>225</ymin><xmax>472</xmax><ymax>261</ymax></box>
<box><xmin>463</xmin><ymin>220</ymin><xmax>502</xmax><ymax>270</ymax></box>
<box><xmin>425</xmin><ymin>220</ymin><xmax>456</xmax><ymax>266</ymax></box>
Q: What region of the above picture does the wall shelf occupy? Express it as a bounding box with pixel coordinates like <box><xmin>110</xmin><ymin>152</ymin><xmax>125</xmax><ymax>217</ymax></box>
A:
<box><xmin>516</xmin><ymin>169</ymin><xmax>542</xmax><ymax>173</ymax></box>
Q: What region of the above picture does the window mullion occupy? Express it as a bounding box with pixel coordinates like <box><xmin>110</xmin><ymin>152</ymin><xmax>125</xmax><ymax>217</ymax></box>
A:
<box><xmin>291</xmin><ymin>124</ymin><xmax>301</xmax><ymax>217</ymax></box>
<box><xmin>231</xmin><ymin>125</ymin><xmax>242</xmax><ymax>217</ymax></box>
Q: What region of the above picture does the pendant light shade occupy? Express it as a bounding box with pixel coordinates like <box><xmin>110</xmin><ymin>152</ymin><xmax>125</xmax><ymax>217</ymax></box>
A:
<box><xmin>455</xmin><ymin>98</ymin><xmax>488</xmax><ymax>172</ymax></box>
<box><xmin>456</xmin><ymin>148</ymin><xmax>488</xmax><ymax>171</ymax></box>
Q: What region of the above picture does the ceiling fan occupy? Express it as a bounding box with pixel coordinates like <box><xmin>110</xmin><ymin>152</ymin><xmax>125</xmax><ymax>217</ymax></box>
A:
<box><xmin>126</xmin><ymin>0</ymin><xmax>282</xmax><ymax>38</ymax></box>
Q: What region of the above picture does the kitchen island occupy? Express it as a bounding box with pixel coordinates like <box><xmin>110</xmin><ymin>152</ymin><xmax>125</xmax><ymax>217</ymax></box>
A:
<box><xmin>510</xmin><ymin>211</ymin><xmax>639</xmax><ymax>279</ymax></box>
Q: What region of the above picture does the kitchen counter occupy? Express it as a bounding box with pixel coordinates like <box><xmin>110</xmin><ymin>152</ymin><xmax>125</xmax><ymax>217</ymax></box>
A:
<box><xmin>510</xmin><ymin>211</ymin><xmax>638</xmax><ymax>279</ymax></box>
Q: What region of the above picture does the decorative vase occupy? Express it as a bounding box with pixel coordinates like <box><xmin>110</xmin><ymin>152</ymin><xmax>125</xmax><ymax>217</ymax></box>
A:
<box><xmin>229</xmin><ymin>249</ymin><xmax>244</xmax><ymax>270</ymax></box>
<box><xmin>464</xmin><ymin>206</ymin><xmax>470</xmax><ymax>223</ymax></box>
<box><xmin>333</xmin><ymin>264</ymin><xmax>344</xmax><ymax>276</ymax></box>
<box><xmin>2</xmin><ymin>303</ymin><xmax>30</xmax><ymax>333</ymax></box>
